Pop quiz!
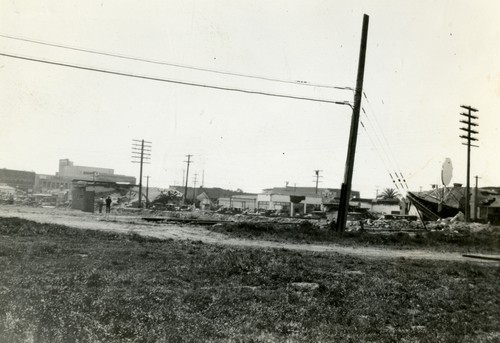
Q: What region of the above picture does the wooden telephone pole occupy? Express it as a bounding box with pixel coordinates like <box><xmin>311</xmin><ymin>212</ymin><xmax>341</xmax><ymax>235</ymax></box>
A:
<box><xmin>474</xmin><ymin>175</ymin><xmax>481</xmax><ymax>220</ymax></box>
<box><xmin>145</xmin><ymin>175</ymin><xmax>150</xmax><ymax>209</ymax></box>
<box><xmin>183</xmin><ymin>155</ymin><xmax>193</xmax><ymax>204</ymax></box>
<box><xmin>459</xmin><ymin>105</ymin><xmax>479</xmax><ymax>222</ymax></box>
<box><xmin>313</xmin><ymin>170</ymin><xmax>323</xmax><ymax>194</ymax></box>
<box><xmin>192</xmin><ymin>173</ymin><xmax>198</xmax><ymax>203</ymax></box>
<box><xmin>131</xmin><ymin>139</ymin><xmax>151</xmax><ymax>209</ymax></box>
<box><xmin>336</xmin><ymin>14</ymin><xmax>369</xmax><ymax>232</ymax></box>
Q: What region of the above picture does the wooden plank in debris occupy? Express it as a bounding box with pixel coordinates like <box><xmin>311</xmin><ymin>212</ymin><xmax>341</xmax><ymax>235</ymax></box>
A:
<box><xmin>141</xmin><ymin>217</ymin><xmax>232</xmax><ymax>225</ymax></box>
<box><xmin>462</xmin><ymin>254</ymin><xmax>500</xmax><ymax>261</ymax></box>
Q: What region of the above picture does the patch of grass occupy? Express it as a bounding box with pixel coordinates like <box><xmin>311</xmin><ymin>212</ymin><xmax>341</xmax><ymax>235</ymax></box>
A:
<box><xmin>0</xmin><ymin>217</ymin><xmax>499</xmax><ymax>342</ymax></box>
<box><xmin>209</xmin><ymin>221</ymin><xmax>500</xmax><ymax>252</ymax></box>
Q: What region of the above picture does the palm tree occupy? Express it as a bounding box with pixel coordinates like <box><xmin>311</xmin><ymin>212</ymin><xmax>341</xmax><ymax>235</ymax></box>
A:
<box><xmin>380</xmin><ymin>188</ymin><xmax>399</xmax><ymax>199</ymax></box>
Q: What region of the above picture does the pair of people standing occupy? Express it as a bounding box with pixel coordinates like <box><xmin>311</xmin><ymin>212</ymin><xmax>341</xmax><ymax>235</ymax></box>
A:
<box><xmin>98</xmin><ymin>196</ymin><xmax>112</xmax><ymax>214</ymax></box>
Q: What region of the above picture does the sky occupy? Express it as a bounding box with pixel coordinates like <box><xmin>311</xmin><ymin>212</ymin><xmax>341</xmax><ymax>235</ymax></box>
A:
<box><xmin>1</xmin><ymin>0</ymin><xmax>499</xmax><ymax>198</ymax></box>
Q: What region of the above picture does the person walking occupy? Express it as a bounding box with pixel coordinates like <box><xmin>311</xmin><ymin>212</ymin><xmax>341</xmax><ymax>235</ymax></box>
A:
<box><xmin>105</xmin><ymin>196</ymin><xmax>112</xmax><ymax>214</ymax></box>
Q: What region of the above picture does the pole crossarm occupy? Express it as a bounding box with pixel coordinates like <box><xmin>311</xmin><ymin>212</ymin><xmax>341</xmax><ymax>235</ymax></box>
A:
<box><xmin>461</xmin><ymin>143</ymin><xmax>479</xmax><ymax>148</ymax></box>
<box><xmin>459</xmin><ymin>127</ymin><xmax>478</xmax><ymax>135</ymax></box>
<box><xmin>459</xmin><ymin>120</ymin><xmax>478</xmax><ymax>126</ymax></box>
<box><xmin>460</xmin><ymin>105</ymin><xmax>478</xmax><ymax>112</ymax></box>
<box><xmin>460</xmin><ymin>113</ymin><xmax>478</xmax><ymax>120</ymax></box>
<box><xmin>460</xmin><ymin>135</ymin><xmax>478</xmax><ymax>141</ymax></box>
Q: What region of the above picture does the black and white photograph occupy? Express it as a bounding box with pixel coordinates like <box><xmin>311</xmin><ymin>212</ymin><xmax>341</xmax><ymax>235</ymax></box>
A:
<box><xmin>0</xmin><ymin>1</ymin><xmax>499</xmax><ymax>342</ymax></box>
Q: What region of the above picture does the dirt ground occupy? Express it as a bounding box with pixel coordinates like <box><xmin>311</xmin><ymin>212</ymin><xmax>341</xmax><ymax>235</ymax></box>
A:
<box><xmin>0</xmin><ymin>205</ymin><xmax>497</xmax><ymax>264</ymax></box>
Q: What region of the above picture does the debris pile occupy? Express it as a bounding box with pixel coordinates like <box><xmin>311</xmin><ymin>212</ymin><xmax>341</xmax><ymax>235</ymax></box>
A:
<box><xmin>426</xmin><ymin>220</ymin><xmax>495</xmax><ymax>234</ymax></box>
<box><xmin>341</xmin><ymin>210</ymin><xmax>499</xmax><ymax>235</ymax></box>
<box><xmin>363</xmin><ymin>219</ymin><xmax>422</xmax><ymax>231</ymax></box>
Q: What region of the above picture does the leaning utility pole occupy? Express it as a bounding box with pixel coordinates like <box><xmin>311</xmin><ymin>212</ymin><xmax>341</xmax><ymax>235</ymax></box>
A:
<box><xmin>131</xmin><ymin>139</ymin><xmax>152</xmax><ymax>209</ymax></box>
<box><xmin>183</xmin><ymin>155</ymin><xmax>193</xmax><ymax>204</ymax></box>
<box><xmin>336</xmin><ymin>14</ymin><xmax>369</xmax><ymax>232</ymax></box>
<box><xmin>459</xmin><ymin>105</ymin><xmax>479</xmax><ymax>222</ymax></box>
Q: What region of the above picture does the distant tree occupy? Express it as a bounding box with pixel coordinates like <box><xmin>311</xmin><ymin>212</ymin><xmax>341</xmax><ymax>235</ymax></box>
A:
<box><xmin>380</xmin><ymin>188</ymin><xmax>399</xmax><ymax>199</ymax></box>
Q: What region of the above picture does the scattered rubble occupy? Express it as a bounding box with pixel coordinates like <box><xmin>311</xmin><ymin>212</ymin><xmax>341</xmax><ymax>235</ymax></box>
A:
<box><xmin>133</xmin><ymin>207</ymin><xmax>499</xmax><ymax>237</ymax></box>
<box><xmin>343</xmin><ymin>210</ymin><xmax>499</xmax><ymax>236</ymax></box>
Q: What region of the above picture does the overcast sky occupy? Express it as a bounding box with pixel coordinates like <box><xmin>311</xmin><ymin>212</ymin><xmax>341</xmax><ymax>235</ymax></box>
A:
<box><xmin>1</xmin><ymin>1</ymin><xmax>499</xmax><ymax>197</ymax></box>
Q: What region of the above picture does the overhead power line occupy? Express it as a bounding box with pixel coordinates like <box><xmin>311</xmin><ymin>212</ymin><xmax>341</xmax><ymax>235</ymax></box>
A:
<box><xmin>0</xmin><ymin>33</ymin><xmax>353</xmax><ymax>91</ymax></box>
<box><xmin>362</xmin><ymin>96</ymin><xmax>399</xmax><ymax>172</ymax></box>
<box><xmin>360</xmin><ymin>120</ymin><xmax>402</xmax><ymax>192</ymax></box>
<box><xmin>0</xmin><ymin>52</ymin><xmax>352</xmax><ymax>106</ymax></box>
<box><xmin>361</xmin><ymin>107</ymin><xmax>405</xmax><ymax>191</ymax></box>
<box><xmin>362</xmin><ymin>92</ymin><xmax>409</xmax><ymax>189</ymax></box>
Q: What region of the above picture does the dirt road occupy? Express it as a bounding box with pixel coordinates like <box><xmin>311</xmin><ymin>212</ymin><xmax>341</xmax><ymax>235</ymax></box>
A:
<box><xmin>0</xmin><ymin>206</ymin><xmax>497</xmax><ymax>264</ymax></box>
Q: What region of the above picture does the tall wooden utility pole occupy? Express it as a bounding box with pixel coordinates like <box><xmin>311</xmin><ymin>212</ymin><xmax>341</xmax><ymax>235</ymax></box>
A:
<box><xmin>183</xmin><ymin>155</ymin><xmax>193</xmax><ymax>204</ymax></box>
<box><xmin>459</xmin><ymin>105</ymin><xmax>478</xmax><ymax>222</ymax></box>
<box><xmin>132</xmin><ymin>139</ymin><xmax>152</xmax><ymax>209</ymax></box>
<box><xmin>336</xmin><ymin>14</ymin><xmax>369</xmax><ymax>232</ymax></box>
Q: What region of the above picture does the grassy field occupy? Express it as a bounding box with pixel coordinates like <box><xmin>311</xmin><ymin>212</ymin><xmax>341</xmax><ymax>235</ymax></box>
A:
<box><xmin>0</xmin><ymin>217</ymin><xmax>499</xmax><ymax>343</ymax></box>
<box><xmin>208</xmin><ymin>221</ymin><xmax>500</xmax><ymax>253</ymax></box>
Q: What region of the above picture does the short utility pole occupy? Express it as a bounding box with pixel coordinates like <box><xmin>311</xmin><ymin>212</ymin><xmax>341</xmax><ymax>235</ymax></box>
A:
<box><xmin>145</xmin><ymin>175</ymin><xmax>150</xmax><ymax>209</ymax></box>
<box><xmin>313</xmin><ymin>170</ymin><xmax>323</xmax><ymax>194</ymax></box>
<box><xmin>474</xmin><ymin>175</ymin><xmax>481</xmax><ymax>221</ymax></box>
<box><xmin>132</xmin><ymin>139</ymin><xmax>152</xmax><ymax>209</ymax></box>
<box><xmin>192</xmin><ymin>173</ymin><xmax>198</xmax><ymax>204</ymax></box>
<box><xmin>459</xmin><ymin>105</ymin><xmax>479</xmax><ymax>222</ymax></box>
<box><xmin>337</xmin><ymin>14</ymin><xmax>369</xmax><ymax>232</ymax></box>
<box><xmin>183</xmin><ymin>155</ymin><xmax>193</xmax><ymax>204</ymax></box>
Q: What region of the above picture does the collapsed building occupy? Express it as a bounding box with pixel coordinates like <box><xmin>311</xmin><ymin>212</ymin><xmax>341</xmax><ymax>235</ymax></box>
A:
<box><xmin>71</xmin><ymin>179</ymin><xmax>136</xmax><ymax>212</ymax></box>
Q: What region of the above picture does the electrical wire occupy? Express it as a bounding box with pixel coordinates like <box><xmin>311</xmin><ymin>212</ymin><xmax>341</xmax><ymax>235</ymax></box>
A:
<box><xmin>0</xmin><ymin>52</ymin><xmax>353</xmax><ymax>106</ymax></box>
<box><xmin>363</xmin><ymin>92</ymin><xmax>409</xmax><ymax>189</ymax></box>
<box><xmin>361</xmin><ymin>107</ymin><xmax>405</xmax><ymax>191</ymax></box>
<box><xmin>360</xmin><ymin>119</ymin><xmax>401</xmax><ymax>193</ymax></box>
<box><xmin>363</xmin><ymin>109</ymin><xmax>405</xmax><ymax>190</ymax></box>
<box><xmin>362</xmin><ymin>93</ymin><xmax>410</xmax><ymax>190</ymax></box>
<box><xmin>0</xmin><ymin>33</ymin><xmax>354</xmax><ymax>91</ymax></box>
